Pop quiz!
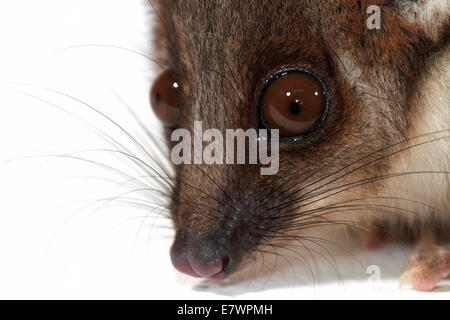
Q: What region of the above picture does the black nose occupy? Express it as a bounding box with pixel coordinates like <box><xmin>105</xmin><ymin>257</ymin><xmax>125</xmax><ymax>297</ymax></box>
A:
<box><xmin>170</xmin><ymin>234</ymin><xmax>232</xmax><ymax>279</ymax></box>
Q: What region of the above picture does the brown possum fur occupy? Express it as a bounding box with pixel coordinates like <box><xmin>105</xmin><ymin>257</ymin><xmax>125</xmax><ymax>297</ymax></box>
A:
<box><xmin>150</xmin><ymin>0</ymin><xmax>449</xmax><ymax>277</ymax></box>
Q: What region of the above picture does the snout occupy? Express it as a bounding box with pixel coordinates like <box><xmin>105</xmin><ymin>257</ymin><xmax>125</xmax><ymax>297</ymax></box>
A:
<box><xmin>170</xmin><ymin>233</ymin><xmax>235</xmax><ymax>279</ymax></box>
<box><xmin>168</xmin><ymin>165</ymin><xmax>262</xmax><ymax>279</ymax></box>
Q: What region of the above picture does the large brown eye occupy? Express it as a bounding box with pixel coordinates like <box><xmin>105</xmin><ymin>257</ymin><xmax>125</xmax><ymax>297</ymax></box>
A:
<box><xmin>260</xmin><ymin>69</ymin><xmax>327</xmax><ymax>138</ymax></box>
<box><xmin>150</xmin><ymin>69</ymin><xmax>181</xmax><ymax>128</ymax></box>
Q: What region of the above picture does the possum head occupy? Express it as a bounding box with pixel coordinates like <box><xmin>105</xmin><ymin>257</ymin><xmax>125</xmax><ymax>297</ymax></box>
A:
<box><xmin>149</xmin><ymin>0</ymin><xmax>449</xmax><ymax>279</ymax></box>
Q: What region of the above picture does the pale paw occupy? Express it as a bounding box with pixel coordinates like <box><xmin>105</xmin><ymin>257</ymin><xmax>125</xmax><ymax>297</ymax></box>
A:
<box><xmin>399</xmin><ymin>240</ymin><xmax>450</xmax><ymax>292</ymax></box>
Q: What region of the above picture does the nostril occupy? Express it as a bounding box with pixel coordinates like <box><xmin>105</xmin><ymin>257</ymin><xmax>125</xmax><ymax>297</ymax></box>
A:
<box><xmin>222</xmin><ymin>255</ymin><xmax>230</xmax><ymax>270</ymax></box>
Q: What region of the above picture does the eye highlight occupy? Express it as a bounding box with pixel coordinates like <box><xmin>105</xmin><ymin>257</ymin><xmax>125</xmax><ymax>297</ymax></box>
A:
<box><xmin>259</xmin><ymin>68</ymin><xmax>328</xmax><ymax>139</ymax></box>
<box><xmin>150</xmin><ymin>69</ymin><xmax>181</xmax><ymax>128</ymax></box>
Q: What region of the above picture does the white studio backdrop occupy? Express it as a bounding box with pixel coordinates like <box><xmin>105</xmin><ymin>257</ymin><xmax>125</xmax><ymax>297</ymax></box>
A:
<box><xmin>0</xmin><ymin>0</ymin><xmax>448</xmax><ymax>299</ymax></box>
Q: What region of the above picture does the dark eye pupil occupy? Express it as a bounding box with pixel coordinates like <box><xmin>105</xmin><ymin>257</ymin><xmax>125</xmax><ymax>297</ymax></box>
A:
<box><xmin>289</xmin><ymin>100</ymin><xmax>301</xmax><ymax>115</ymax></box>
<box><xmin>155</xmin><ymin>92</ymin><xmax>161</xmax><ymax>104</ymax></box>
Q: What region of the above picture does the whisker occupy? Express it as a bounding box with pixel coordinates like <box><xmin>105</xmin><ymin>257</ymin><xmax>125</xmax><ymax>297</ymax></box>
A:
<box><xmin>1</xmin><ymin>83</ymin><xmax>173</xmax><ymax>191</ymax></box>
<box><xmin>53</xmin><ymin>44</ymin><xmax>166</xmax><ymax>69</ymax></box>
<box><xmin>268</xmin><ymin>135</ymin><xmax>449</xmax><ymax>213</ymax></box>
<box><xmin>44</xmin><ymin>87</ymin><xmax>175</xmax><ymax>187</ymax></box>
<box><xmin>259</xmin><ymin>131</ymin><xmax>449</xmax><ymax>211</ymax></box>
<box><xmin>291</xmin><ymin>171</ymin><xmax>449</xmax><ymax>213</ymax></box>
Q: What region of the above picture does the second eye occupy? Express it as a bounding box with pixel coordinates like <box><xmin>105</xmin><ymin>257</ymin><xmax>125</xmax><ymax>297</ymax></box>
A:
<box><xmin>150</xmin><ymin>69</ymin><xmax>181</xmax><ymax>128</ymax></box>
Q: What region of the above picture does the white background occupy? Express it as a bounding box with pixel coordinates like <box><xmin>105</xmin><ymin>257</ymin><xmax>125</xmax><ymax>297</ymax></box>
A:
<box><xmin>0</xmin><ymin>0</ymin><xmax>448</xmax><ymax>299</ymax></box>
